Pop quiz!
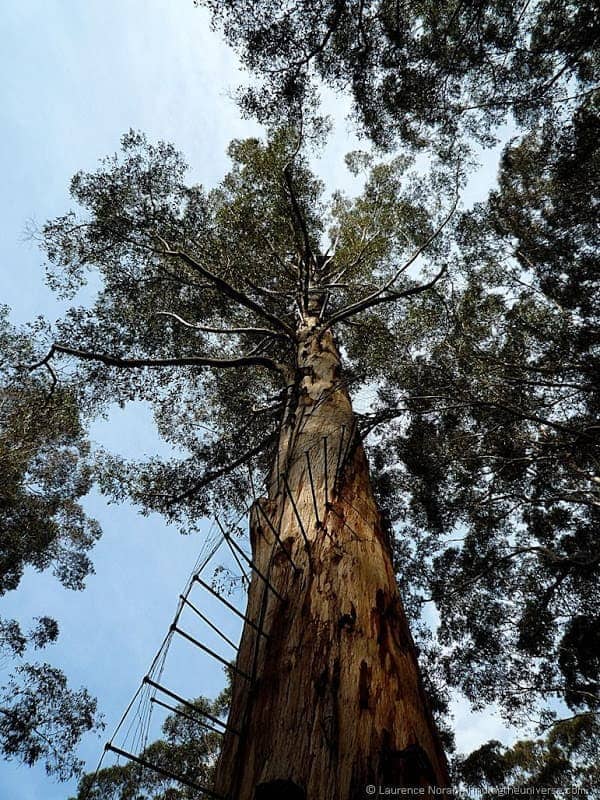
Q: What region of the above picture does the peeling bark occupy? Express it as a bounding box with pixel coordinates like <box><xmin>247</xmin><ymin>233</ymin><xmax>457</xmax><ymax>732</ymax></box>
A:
<box><xmin>213</xmin><ymin>318</ymin><xmax>449</xmax><ymax>799</ymax></box>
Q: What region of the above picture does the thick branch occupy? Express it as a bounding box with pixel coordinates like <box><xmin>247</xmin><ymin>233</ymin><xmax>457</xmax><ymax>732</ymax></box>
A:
<box><xmin>155</xmin><ymin>312</ymin><xmax>287</xmax><ymax>338</ymax></box>
<box><xmin>160</xmin><ymin>242</ymin><xmax>295</xmax><ymax>337</ymax></box>
<box><xmin>363</xmin><ymin>396</ymin><xmax>591</xmax><ymax>440</ymax></box>
<box><xmin>30</xmin><ymin>343</ymin><xmax>283</xmax><ymax>373</ymax></box>
<box><xmin>458</xmin><ymin>83</ymin><xmax>600</xmax><ymax>114</ymax></box>
<box><xmin>266</xmin><ymin>0</ymin><xmax>345</xmax><ymax>76</ymax></box>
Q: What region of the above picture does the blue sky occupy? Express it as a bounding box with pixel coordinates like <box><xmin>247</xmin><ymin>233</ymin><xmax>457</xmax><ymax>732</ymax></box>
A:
<box><xmin>1</xmin><ymin>3</ymin><xmax>513</xmax><ymax>798</ymax></box>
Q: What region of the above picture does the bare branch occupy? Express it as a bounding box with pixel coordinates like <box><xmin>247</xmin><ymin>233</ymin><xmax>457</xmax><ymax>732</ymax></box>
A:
<box><xmin>244</xmin><ymin>276</ymin><xmax>293</xmax><ymax>299</ymax></box>
<box><xmin>40</xmin><ymin>361</ymin><xmax>58</xmax><ymax>406</ymax></box>
<box><xmin>261</xmin><ymin>234</ymin><xmax>298</xmax><ymax>280</ymax></box>
<box><xmin>362</xmin><ymin>394</ymin><xmax>591</xmax><ymax>440</ymax></box>
<box><xmin>155</xmin><ymin>312</ymin><xmax>287</xmax><ymax>338</ymax></box>
<box><xmin>155</xmin><ymin>311</ymin><xmax>202</xmax><ymax>330</ymax></box>
<box><xmin>327</xmin><ymin>230</ymin><xmax>382</xmax><ymax>286</ymax></box>
<box><xmin>458</xmin><ymin>83</ymin><xmax>600</xmax><ymax>114</ymax></box>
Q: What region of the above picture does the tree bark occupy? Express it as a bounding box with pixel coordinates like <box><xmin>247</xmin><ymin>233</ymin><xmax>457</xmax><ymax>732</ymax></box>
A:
<box><xmin>213</xmin><ymin>317</ymin><xmax>449</xmax><ymax>799</ymax></box>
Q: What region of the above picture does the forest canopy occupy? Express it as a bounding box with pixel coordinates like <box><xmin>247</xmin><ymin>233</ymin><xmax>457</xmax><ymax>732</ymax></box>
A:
<box><xmin>1</xmin><ymin>0</ymin><xmax>599</xmax><ymax>794</ymax></box>
<box><xmin>34</xmin><ymin>113</ymin><xmax>599</xmax><ymax>750</ymax></box>
<box><xmin>200</xmin><ymin>0</ymin><xmax>600</xmax><ymax>149</ymax></box>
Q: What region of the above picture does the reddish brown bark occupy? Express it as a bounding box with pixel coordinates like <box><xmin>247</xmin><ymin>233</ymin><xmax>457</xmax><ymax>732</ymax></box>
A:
<box><xmin>213</xmin><ymin>319</ymin><xmax>449</xmax><ymax>799</ymax></box>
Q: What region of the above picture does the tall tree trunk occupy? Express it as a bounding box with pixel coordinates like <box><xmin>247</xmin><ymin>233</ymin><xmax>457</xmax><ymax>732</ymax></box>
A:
<box><xmin>213</xmin><ymin>317</ymin><xmax>449</xmax><ymax>799</ymax></box>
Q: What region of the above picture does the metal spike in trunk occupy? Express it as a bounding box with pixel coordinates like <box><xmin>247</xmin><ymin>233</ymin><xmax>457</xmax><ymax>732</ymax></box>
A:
<box><xmin>213</xmin><ymin>322</ymin><xmax>449</xmax><ymax>799</ymax></box>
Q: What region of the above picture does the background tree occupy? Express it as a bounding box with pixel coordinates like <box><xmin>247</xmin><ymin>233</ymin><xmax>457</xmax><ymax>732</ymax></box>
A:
<box><xmin>456</xmin><ymin>714</ymin><xmax>600</xmax><ymax>798</ymax></box>
<box><xmin>199</xmin><ymin>0</ymin><xmax>600</xmax><ymax>149</ymax></box>
<box><xmin>339</xmin><ymin>94</ymin><xmax>599</xmax><ymax>790</ymax></box>
<box><xmin>361</xmin><ymin>90</ymin><xmax>600</xmax><ymax>718</ymax></box>
<box><xmin>0</xmin><ymin>307</ymin><xmax>103</xmax><ymax>779</ymax></box>
<box><xmin>71</xmin><ymin>692</ymin><xmax>228</xmax><ymax>800</ymax></box>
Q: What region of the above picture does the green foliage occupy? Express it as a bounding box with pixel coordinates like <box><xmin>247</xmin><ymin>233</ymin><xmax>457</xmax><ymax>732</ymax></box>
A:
<box><xmin>40</xmin><ymin>128</ymin><xmax>457</xmax><ymax>530</ymax></box>
<box><xmin>0</xmin><ymin>308</ymin><xmax>103</xmax><ymax>778</ymax></box>
<box><xmin>29</xmin><ymin>82</ymin><xmax>599</xmax><ymax>775</ymax></box>
<box><xmin>199</xmin><ymin>0</ymin><xmax>600</xmax><ymax>149</ymax></box>
<box><xmin>456</xmin><ymin>715</ymin><xmax>600</xmax><ymax>797</ymax></box>
<box><xmin>72</xmin><ymin>693</ymin><xmax>228</xmax><ymax>800</ymax></box>
<box><xmin>0</xmin><ymin>664</ymin><xmax>101</xmax><ymax>781</ymax></box>
<box><xmin>0</xmin><ymin>617</ymin><xmax>58</xmax><ymax>662</ymax></box>
<box><xmin>0</xmin><ymin>307</ymin><xmax>101</xmax><ymax>594</ymax></box>
<box><xmin>360</xmin><ymin>97</ymin><xmax>600</xmax><ymax>726</ymax></box>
